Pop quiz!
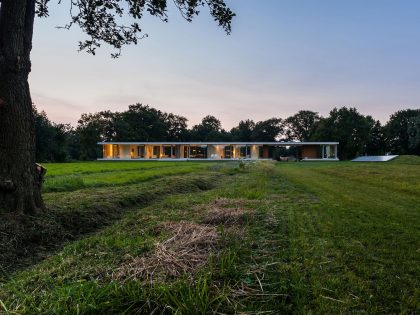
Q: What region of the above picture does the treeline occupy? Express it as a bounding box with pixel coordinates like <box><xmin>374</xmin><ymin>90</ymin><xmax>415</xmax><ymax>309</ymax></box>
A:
<box><xmin>34</xmin><ymin>104</ymin><xmax>420</xmax><ymax>161</ymax></box>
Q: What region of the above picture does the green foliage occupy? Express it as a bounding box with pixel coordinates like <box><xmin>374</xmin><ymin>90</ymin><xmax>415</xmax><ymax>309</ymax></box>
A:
<box><xmin>190</xmin><ymin>115</ymin><xmax>230</xmax><ymax>141</ymax></box>
<box><xmin>230</xmin><ymin>119</ymin><xmax>255</xmax><ymax>141</ymax></box>
<box><xmin>408</xmin><ymin>115</ymin><xmax>420</xmax><ymax>154</ymax></box>
<box><xmin>364</xmin><ymin>118</ymin><xmax>386</xmax><ymax>155</ymax></box>
<box><xmin>251</xmin><ymin>118</ymin><xmax>283</xmax><ymax>141</ymax></box>
<box><xmin>311</xmin><ymin>107</ymin><xmax>378</xmax><ymax>159</ymax></box>
<box><xmin>384</xmin><ymin>109</ymin><xmax>420</xmax><ymax>154</ymax></box>
<box><xmin>285</xmin><ymin>110</ymin><xmax>320</xmax><ymax>141</ymax></box>
<box><xmin>216</xmin><ymin>248</ymin><xmax>238</xmax><ymax>279</ymax></box>
<box><xmin>34</xmin><ymin>106</ymin><xmax>73</xmax><ymax>162</ymax></box>
<box><xmin>162</xmin><ymin>277</ymin><xmax>228</xmax><ymax>314</ymax></box>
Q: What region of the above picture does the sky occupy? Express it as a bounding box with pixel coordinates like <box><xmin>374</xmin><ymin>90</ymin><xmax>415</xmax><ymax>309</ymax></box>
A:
<box><xmin>30</xmin><ymin>0</ymin><xmax>420</xmax><ymax>129</ymax></box>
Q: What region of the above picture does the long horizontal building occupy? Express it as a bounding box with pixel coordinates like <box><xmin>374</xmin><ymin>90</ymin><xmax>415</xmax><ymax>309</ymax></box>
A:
<box><xmin>98</xmin><ymin>142</ymin><xmax>339</xmax><ymax>161</ymax></box>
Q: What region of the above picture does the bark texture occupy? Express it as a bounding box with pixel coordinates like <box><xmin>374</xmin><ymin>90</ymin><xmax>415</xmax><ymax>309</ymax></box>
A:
<box><xmin>0</xmin><ymin>0</ymin><xmax>44</xmax><ymax>214</ymax></box>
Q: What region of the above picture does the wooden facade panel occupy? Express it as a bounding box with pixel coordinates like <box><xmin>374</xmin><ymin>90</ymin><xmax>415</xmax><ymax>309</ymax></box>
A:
<box><xmin>301</xmin><ymin>145</ymin><xmax>320</xmax><ymax>159</ymax></box>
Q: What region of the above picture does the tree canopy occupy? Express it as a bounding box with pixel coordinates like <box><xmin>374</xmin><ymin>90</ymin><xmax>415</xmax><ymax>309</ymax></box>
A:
<box><xmin>384</xmin><ymin>109</ymin><xmax>420</xmax><ymax>155</ymax></box>
<box><xmin>284</xmin><ymin>110</ymin><xmax>320</xmax><ymax>141</ymax></box>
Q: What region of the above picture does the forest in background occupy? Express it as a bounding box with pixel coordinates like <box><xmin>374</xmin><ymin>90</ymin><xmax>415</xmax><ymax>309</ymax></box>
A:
<box><xmin>34</xmin><ymin>104</ymin><xmax>420</xmax><ymax>161</ymax></box>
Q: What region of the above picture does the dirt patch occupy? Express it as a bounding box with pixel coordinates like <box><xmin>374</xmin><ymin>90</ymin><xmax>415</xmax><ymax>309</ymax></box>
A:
<box><xmin>113</xmin><ymin>221</ymin><xmax>219</xmax><ymax>283</ymax></box>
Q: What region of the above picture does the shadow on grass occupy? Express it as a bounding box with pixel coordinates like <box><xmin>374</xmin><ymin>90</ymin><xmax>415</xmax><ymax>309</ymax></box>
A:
<box><xmin>0</xmin><ymin>173</ymin><xmax>221</xmax><ymax>277</ymax></box>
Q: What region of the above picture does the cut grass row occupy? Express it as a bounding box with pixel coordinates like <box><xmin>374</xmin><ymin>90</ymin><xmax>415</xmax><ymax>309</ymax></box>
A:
<box><xmin>0</xmin><ymin>172</ymin><xmax>223</xmax><ymax>275</ymax></box>
<box><xmin>43</xmin><ymin>161</ymin><xmax>210</xmax><ymax>177</ymax></box>
<box><xmin>43</xmin><ymin>162</ymin><xmax>217</xmax><ymax>192</ymax></box>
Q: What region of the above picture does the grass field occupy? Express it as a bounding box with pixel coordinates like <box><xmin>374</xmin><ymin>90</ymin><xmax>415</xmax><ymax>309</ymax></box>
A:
<box><xmin>0</xmin><ymin>157</ymin><xmax>419</xmax><ymax>314</ymax></box>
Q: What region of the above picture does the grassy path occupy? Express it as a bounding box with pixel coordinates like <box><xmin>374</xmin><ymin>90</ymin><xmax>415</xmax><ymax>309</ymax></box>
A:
<box><xmin>278</xmin><ymin>161</ymin><xmax>419</xmax><ymax>313</ymax></box>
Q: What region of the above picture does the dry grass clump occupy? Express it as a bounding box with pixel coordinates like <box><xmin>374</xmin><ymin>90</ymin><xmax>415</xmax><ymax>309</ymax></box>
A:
<box><xmin>203</xmin><ymin>207</ymin><xmax>247</xmax><ymax>226</ymax></box>
<box><xmin>202</xmin><ymin>198</ymin><xmax>251</xmax><ymax>226</ymax></box>
<box><xmin>113</xmin><ymin>221</ymin><xmax>219</xmax><ymax>283</ymax></box>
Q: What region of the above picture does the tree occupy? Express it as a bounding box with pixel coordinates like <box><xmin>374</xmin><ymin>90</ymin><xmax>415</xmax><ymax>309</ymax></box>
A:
<box><xmin>118</xmin><ymin>104</ymin><xmax>168</xmax><ymax>141</ymax></box>
<box><xmin>284</xmin><ymin>110</ymin><xmax>320</xmax><ymax>141</ymax></box>
<box><xmin>230</xmin><ymin>119</ymin><xmax>255</xmax><ymax>141</ymax></box>
<box><xmin>191</xmin><ymin>115</ymin><xmax>230</xmax><ymax>141</ymax></box>
<box><xmin>408</xmin><ymin>115</ymin><xmax>420</xmax><ymax>155</ymax></box>
<box><xmin>0</xmin><ymin>0</ymin><xmax>234</xmax><ymax>214</ymax></box>
<box><xmin>311</xmin><ymin>107</ymin><xmax>374</xmax><ymax>160</ymax></box>
<box><xmin>77</xmin><ymin>110</ymin><xmax>118</xmax><ymax>160</ymax></box>
<box><xmin>34</xmin><ymin>106</ymin><xmax>58</xmax><ymax>162</ymax></box>
<box><xmin>164</xmin><ymin>113</ymin><xmax>189</xmax><ymax>141</ymax></box>
<box><xmin>364</xmin><ymin>118</ymin><xmax>386</xmax><ymax>155</ymax></box>
<box><xmin>251</xmin><ymin>118</ymin><xmax>283</xmax><ymax>141</ymax></box>
<box><xmin>384</xmin><ymin>109</ymin><xmax>420</xmax><ymax>154</ymax></box>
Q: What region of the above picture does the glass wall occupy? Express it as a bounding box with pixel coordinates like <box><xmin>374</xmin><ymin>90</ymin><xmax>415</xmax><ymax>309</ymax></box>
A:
<box><xmin>239</xmin><ymin>145</ymin><xmax>251</xmax><ymax>158</ymax></box>
<box><xmin>163</xmin><ymin>145</ymin><xmax>172</xmax><ymax>158</ymax></box>
<box><xmin>258</xmin><ymin>146</ymin><xmax>264</xmax><ymax>158</ymax></box>
<box><xmin>153</xmin><ymin>146</ymin><xmax>160</xmax><ymax>158</ymax></box>
<box><xmin>112</xmin><ymin>144</ymin><xmax>119</xmax><ymax>158</ymax></box>
<box><xmin>323</xmin><ymin>145</ymin><xmax>336</xmax><ymax>159</ymax></box>
<box><xmin>224</xmin><ymin>146</ymin><xmax>232</xmax><ymax>159</ymax></box>
<box><xmin>189</xmin><ymin>146</ymin><xmax>207</xmax><ymax>158</ymax></box>
<box><xmin>137</xmin><ymin>145</ymin><xmax>145</xmax><ymax>158</ymax></box>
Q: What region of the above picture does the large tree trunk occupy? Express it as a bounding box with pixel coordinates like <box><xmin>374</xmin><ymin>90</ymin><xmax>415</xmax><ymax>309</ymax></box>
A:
<box><xmin>0</xmin><ymin>0</ymin><xmax>44</xmax><ymax>214</ymax></box>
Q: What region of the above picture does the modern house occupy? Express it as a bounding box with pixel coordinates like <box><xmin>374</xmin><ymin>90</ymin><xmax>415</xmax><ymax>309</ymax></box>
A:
<box><xmin>98</xmin><ymin>142</ymin><xmax>339</xmax><ymax>161</ymax></box>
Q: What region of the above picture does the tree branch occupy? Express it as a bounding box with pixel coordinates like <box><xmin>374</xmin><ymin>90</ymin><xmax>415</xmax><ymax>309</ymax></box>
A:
<box><xmin>43</xmin><ymin>0</ymin><xmax>234</xmax><ymax>58</ymax></box>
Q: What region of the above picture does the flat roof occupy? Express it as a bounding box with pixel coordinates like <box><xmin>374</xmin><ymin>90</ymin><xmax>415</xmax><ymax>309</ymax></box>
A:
<box><xmin>98</xmin><ymin>141</ymin><xmax>338</xmax><ymax>146</ymax></box>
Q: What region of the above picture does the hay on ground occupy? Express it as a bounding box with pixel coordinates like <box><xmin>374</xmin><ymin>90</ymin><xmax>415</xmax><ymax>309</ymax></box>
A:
<box><xmin>202</xmin><ymin>198</ymin><xmax>252</xmax><ymax>226</ymax></box>
<box><xmin>203</xmin><ymin>207</ymin><xmax>247</xmax><ymax>225</ymax></box>
<box><xmin>113</xmin><ymin>221</ymin><xmax>219</xmax><ymax>283</ymax></box>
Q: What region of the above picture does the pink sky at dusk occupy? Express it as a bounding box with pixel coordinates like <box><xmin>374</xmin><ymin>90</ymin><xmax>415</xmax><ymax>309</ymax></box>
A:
<box><xmin>30</xmin><ymin>0</ymin><xmax>420</xmax><ymax>129</ymax></box>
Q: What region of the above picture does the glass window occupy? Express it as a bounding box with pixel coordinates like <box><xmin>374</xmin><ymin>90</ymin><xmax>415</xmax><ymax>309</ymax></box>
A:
<box><xmin>137</xmin><ymin>145</ymin><xmax>145</xmax><ymax>158</ymax></box>
<box><xmin>113</xmin><ymin>144</ymin><xmax>119</xmax><ymax>158</ymax></box>
<box><xmin>163</xmin><ymin>146</ymin><xmax>172</xmax><ymax>158</ymax></box>
<box><xmin>153</xmin><ymin>146</ymin><xmax>160</xmax><ymax>158</ymax></box>
<box><xmin>190</xmin><ymin>146</ymin><xmax>207</xmax><ymax>158</ymax></box>
<box><xmin>239</xmin><ymin>146</ymin><xmax>250</xmax><ymax>158</ymax></box>
<box><xmin>224</xmin><ymin>146</ymin><xmax>232</xmax><ymax>159</ymax></box>
<box><xmin>184</xmin><ymin>146</ymin><xmax>189</xmax><ymax>158</ymax></box>
<box><xmin>325</xmin><ymin>145</ymin><xmax>336</xmax><ymax>158</ymax></box>
<box><xmin>258</xmin><ymin>146</ymin><xmax>264</xmax><ymax>158</ymax></box>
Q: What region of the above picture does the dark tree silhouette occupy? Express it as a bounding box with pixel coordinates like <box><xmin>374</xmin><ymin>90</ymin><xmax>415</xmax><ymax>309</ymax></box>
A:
<box><xmin>284</xmin><ymin>110</ymin><xmax>320</xmax><ymax>141</ymax></box>
<box><xmin>0</xmin><ymin>0</ymin><xmax>234</xmax><ymax>214</ymax></box>
<box><xmin>384</xmin><ymin>109</ymin><xmax>420</xmax><ymax>154</ymax></box>
<box><xmin>230</xmin><ymin>119</ymin><xmax>255</xmax><ymax>141</ymax></box>
<box><xmin>191</xmin><ymin>115</ymin><xmax>230</xmax><ymax>141</ymax></box>
<box><xmin>251</xmin><ymin>118</ymin><xmax>283</xmax><ymax>141</ymax></box>
<box><xmin>408</xmin><ymin>116</ymin><xmax>420</xmax><ymax>154</ymax></box>
<box><xmin>311</xmin><ymin>107</ymin><xmax>375</xmax><ymax>160</ymax></box>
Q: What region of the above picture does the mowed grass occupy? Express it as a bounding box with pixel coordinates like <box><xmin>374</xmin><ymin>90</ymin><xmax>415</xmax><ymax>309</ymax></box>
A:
<box><xmin>0</xmin><ymin>158</ymin><xmax>419</xmax><ymax>314</ymax></box>
<box><xmin>276</xmin><ymin>156</ymin><xmax>420</xmax><ymax>313</ymax></box>
<box><xmin>42</xmin><ymin>161</ymin><xmax>214</xmax><ymax>192</ymax></box>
